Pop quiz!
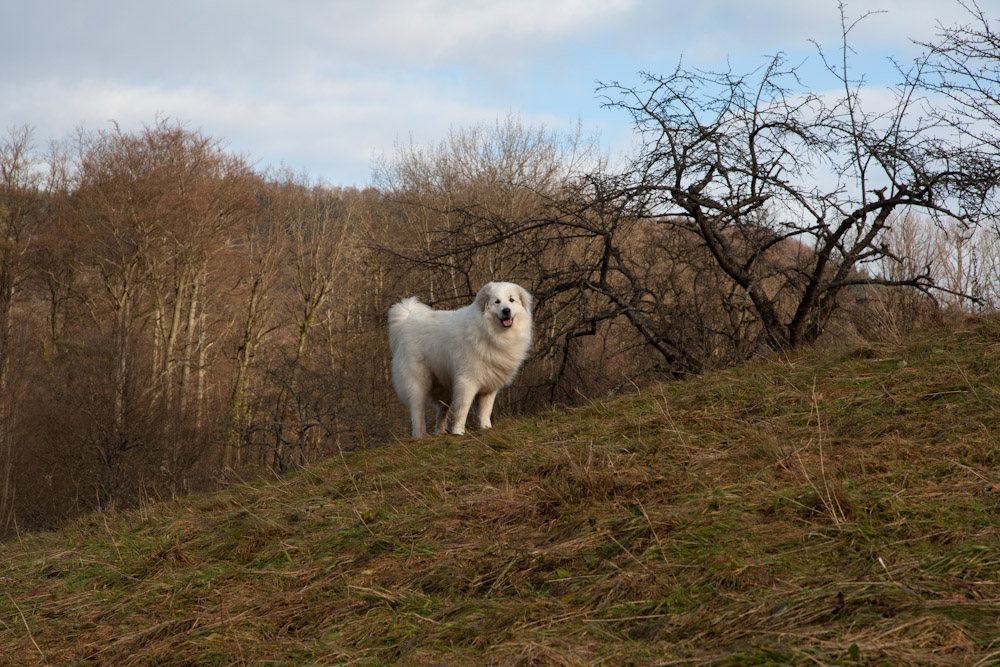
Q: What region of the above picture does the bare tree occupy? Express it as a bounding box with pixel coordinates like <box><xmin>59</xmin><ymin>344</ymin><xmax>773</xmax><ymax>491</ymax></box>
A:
<box><xmin>599</xmin><ymin>7</ymin><xmax>994</xmax><ymax>352</ymax></box>
<box><xmin>236</xmin><ymin>177</ymin><xmax>374</xmax><ymax>471</ymax></box>
<box><xmin>917</xmin><ymin>1</ymin><xmax>1000</xmax><ymax>157</ymax></box>
<box><xmin>65</xmin><ymin>126</ymin><xmax>154</xmax><ymax>503</ymax></box>
<box><xmin>221</xmin><ymin>212</ymin><xmax>285</xmax><ymax>471</ymax></box>
<box><xmin>260</xmin><ymin>175</ymin><xmax>360</xmax><ymax>358</ymax></box>
<box><xmin>908</xmin><ymin>0</ymin><xmax>1000</xmax><ymax>293</ymax></box>
<box><xmin>0</xmin><ymin>126</ymin><xmax>41</xmax><ymax>528</ymax></box>
<box><xmin>133</xmin><ymin>122</ymin><xmax>257</xmax><ymax>483</ymax></box>
<box><xmin>374</xmin><ymin>114</ymin><xmax>600</xmax><ymax>300</ymax></box>
<box><xmin>60</xmin><ymin>119</ymin><xmax>260</xmax><ymax>502</ymax></box>
<box><xmin>32</xmin><ymin>140</ymin><xmax>78</xmax><ymax>357</ymax></box>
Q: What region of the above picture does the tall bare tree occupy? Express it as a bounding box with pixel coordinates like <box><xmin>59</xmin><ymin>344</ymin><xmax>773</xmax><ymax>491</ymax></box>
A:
<box><xmin>222</xmin><ymin>204</ymin><xmax>285</xmax><ymax>471</ymax></box>
<box><xmin>374</xmin><ymin>114</ymin><xmax>600</xmax><ymax>300</ymax></box>
<box><xmin>0</xmin><ymin>126</ymin><xmax>41</xmax><ymax>528</ymax></box>
<box><xmin>68</xmin><ymin>119</ymin><xmax>258</xmax><ymax>500</ymax></box>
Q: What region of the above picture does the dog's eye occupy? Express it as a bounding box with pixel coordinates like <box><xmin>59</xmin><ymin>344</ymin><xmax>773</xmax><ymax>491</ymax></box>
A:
<box><xmin>509</xmin><ymin>297</ymin><xmax>515</xmax><ymax>302</ymax></box>
<box><xmin>495</xmin><ymin>298</ymin><xmax>500</xmax><ymax>304</ymax></box>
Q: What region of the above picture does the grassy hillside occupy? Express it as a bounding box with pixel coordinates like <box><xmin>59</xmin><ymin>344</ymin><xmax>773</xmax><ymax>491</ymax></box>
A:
<box><xmin>2</xmin><ymin>318</ymin><xmax>1000</xmax><ymax>665</ymax></box>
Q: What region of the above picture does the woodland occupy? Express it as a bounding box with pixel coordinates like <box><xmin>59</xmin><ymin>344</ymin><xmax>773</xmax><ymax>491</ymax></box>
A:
<box><xmin>0</xmin><ymin>4</ymin><xmax>998</xmax><ymax>537</ymax></box>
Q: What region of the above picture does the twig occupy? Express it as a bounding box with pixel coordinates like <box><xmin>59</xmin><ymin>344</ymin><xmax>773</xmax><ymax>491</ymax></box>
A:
<box><xmin>811</xmin><ymin>378</ymin><xmax>843</xmax><ymax>526</ymax></box>
<box><xmin>637</xmin><ymin>500</ymin><xmax>665</xmax><ymax>555</ymax></box>
<box><xmin>103</xmin><ymin>513</ymin><xmax>123</xmax><ymax>563</ymax></box>
<box><xmin>487</xmin><ymin>555</ymin><xmax>522</xmax><ymax>598</ymax></box>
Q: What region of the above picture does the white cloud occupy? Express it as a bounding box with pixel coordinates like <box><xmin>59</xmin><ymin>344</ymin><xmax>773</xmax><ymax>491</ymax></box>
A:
<box><xmin>0</xmin><ymin>0</ymin><xmax>969</xmax><ymax>185</ymax></box>
<box><xmin>1</xmin><ymin>73</ymin><xmax>546</xmax><ymax>186</ymax></box>
<box><xmin>328</xmin><ymin>0</ymin><xmax>636</xmax><ymax>66</ymax></box>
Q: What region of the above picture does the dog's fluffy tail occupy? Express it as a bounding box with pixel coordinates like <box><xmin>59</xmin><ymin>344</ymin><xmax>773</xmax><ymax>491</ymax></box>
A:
<box><xmin>388</xmin><ymin>297</ymin><xmax>431</xmax><ymax>352</ymax></box>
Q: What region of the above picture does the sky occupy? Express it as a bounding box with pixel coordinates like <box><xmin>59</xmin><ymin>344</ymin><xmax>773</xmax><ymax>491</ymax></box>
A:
<box><xmin>0</xmin><ymin>0</ymin><xmax>970</xmax><ymax>187</ymax></box>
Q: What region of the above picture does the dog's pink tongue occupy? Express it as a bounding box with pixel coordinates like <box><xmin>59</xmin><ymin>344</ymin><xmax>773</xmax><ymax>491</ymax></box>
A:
<box><xmin>502</xmin><ymin>318</ymin><xmax>513</xmax><ymax>328</ymax></box>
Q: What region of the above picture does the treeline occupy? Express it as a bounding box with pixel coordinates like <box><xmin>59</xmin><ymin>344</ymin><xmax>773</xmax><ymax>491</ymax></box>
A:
<box><xmin>1</xmin><ymin>6</ymin><xmax>998</xmax><ymax>535</ymax></box>
<box><xmin>0</xmin><ymin>121</ymin><xmax>393</xmax><ymax>531</ymax></box>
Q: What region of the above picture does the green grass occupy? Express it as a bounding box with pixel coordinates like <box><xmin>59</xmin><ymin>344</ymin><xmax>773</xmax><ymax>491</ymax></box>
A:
<box><xmin>2</xmin><ymin>317</ymin><xmax>1000</xmax><ymax>664</ymax></box>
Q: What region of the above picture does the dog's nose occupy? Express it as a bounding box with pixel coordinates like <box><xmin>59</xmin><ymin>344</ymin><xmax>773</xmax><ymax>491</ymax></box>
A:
<box><xmin>502</xmin><ymin>307</ymin><xmax>511</xmax><ymax>317</ymax></box>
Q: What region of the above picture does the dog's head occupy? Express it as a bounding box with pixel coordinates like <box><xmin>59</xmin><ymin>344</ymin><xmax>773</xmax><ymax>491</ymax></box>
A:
<box><xmin>476</xmin><ymin>281</ymin><xmax>533</xmax><ymax>331</ymax></box>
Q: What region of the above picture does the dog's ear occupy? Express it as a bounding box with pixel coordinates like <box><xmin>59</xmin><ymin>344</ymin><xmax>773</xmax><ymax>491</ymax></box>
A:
<box><xmin>516</xmin><ymin>285</ymin><xmax>533</xmax><ymax>314</ymax></box>
<box><xmin>476</xmin><ymin>283</ymin><xmax>494</xmax><ymax>312</ymax></box>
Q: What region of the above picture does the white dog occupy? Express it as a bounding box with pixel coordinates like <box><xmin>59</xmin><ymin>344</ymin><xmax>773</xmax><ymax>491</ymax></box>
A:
<box><xmin>388</xmin><ymin>282</ymin><xmax>533</xmax><ymax>438</ymax></box>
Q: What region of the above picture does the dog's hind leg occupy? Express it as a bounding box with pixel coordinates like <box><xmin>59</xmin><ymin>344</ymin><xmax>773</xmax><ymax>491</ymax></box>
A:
<box><xmin>409</xmin><ymin>399</ymin><xmax>428</xmax><ymax>438</ymax></box>
<box><xmin>405</xmin><ymin>371</ymin><xmax>431</xmax><ymax>438</ymax></box>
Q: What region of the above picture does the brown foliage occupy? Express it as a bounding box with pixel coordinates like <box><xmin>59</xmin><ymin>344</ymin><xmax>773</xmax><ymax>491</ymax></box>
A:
<box><xmin>0</xmin><ymin>121</ymin><xmax>396</xmax><ymax>534</ymax></box>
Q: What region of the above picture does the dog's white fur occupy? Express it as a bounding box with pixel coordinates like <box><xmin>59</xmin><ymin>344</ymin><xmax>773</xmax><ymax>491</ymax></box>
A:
<box><xmin>388</xmin><ymin>282</ymin><xmax>533</xmax><ymax>438</ymax></box>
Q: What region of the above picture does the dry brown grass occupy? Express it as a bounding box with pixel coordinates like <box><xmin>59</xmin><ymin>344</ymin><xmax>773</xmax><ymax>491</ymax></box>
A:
<box><xmin>2</xmin><ymin>316</ymin><xmax>1000</xmax><ymax>664</ymax></box>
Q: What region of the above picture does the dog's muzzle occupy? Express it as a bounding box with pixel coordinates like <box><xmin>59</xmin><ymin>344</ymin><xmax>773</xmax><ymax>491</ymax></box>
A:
<box><xmin>500</xmin><ymin>307</ymin><xmax>514</xmax><ymax>328</ymax></box>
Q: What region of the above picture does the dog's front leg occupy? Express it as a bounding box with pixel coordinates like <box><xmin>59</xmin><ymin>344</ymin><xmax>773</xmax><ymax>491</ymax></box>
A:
<box><xmin>477</xmin><ymin>390</ymin><xmax>498</xmax><ymax>429</ymax></box>
<box><xmin>447</xmin><ymin>379</ymin><xmax>477</xmax><ymax>435</ymax></box>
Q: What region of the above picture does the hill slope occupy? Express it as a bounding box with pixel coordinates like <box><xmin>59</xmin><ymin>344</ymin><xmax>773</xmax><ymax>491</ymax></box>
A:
<box><xmin>2</xmin><ymin>318</ymin><xmax>1000</xmax><ymax>665</ymax></box>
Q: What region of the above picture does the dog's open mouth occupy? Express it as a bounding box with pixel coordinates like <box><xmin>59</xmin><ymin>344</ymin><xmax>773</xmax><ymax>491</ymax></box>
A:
<box><xmin>500</xmin><ymin>316</ymin><xmax>514</xmax><ymax>328</ymax></box>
